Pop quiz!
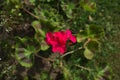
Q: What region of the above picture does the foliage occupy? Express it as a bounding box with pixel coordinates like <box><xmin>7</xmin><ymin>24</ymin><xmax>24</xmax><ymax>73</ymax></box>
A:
<box><xmin>0</xmin><ymin>0</ymin><xmax>120</xmax><ymax>80</ymax></box>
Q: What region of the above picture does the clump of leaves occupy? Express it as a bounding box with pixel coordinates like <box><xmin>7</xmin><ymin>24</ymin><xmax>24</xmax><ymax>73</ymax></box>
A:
<box><xmin>0</xmin><ymin>0</ymin><xmax>110</xmax><ymax>80</ymax></box>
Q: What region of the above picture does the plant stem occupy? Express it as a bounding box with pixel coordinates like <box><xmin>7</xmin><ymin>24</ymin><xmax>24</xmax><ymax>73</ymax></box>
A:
<box><xmin>35</xmin><ymin>53</ymin><xmax>53</xmax><ymax>62</ymax></box>
<box><xmin>75</xmin><ymin>64</ymin><xmax>92</xmax><ymax>72</ymax></box>
<box><xmin>62</xmin><ymin>47</ymin><xmax>83</xmax><ymax>57</ymax></box>
<box><xmin>22</xmin><ymin>8</ymin><xmax>39</xmax><ymax>19</ymax></box>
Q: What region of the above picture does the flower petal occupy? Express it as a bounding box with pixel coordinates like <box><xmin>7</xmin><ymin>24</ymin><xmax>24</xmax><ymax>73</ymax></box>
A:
<box><xmin>45</xmin><ymin>30</ymin><xmax>76</xmax><ymax>55</ymax></box>
<box><xmin>66</xmin><ymin>30</ymin><xmax>76</xmax><ymax>43</ymax></box>
<box><xmin>45</xmin><ymin>32</ymin><xmax>57</xmax><ymax>45</ymax></box>
<box><xmin>52</xmin><ymin>45</ymin><xmax>66</xmax><ymax>54</ymax></box>
<box><xmin>70</xmin><ymin>36</ymin><xmax>76</xmax><ymax>43</ymax></box>
<box><xmin>65</xmin><ymin>30</ymin><xmax>72</xmax><ymax>38</ymax></box>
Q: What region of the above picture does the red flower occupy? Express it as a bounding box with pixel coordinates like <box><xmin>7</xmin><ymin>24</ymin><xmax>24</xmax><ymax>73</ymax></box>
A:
<box><xmin>45</xmin><ymin>30</ymin><xmax>76</xmax><ymax>55</ymax></box>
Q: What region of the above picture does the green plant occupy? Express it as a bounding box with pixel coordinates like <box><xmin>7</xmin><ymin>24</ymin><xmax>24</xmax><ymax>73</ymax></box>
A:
<box><xmin>1</xmin><ymin>0</ymin><xmax>119</xmax><ymax>80</ymax></box>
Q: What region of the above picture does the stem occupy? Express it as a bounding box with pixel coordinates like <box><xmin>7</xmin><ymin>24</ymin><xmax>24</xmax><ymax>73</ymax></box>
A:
<box><xmin>35</xmin><ymin>53</ymin><xmax>53</xmax><ymax>62</ymax></box>
<box><xmin>61</xmin><ymin>47</ymin><xmax>83</xmax><ymax>57</ymax></box>
<box><xmin>22</xmin><ymin>8</ymin><xmax>39</xmax><ymax>19</ymax></box>
<box><xmin>75</xmin><ymin>64</ymin><xmax>92</xmax><ymax>72</ymax></box>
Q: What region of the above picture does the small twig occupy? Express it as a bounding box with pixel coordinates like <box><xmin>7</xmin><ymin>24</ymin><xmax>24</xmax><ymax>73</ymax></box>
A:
<box><xmin>83</xmin><ymin>38</ymin><xmax>91</xmax><ymax>48</ymax></box>
<box><xmin>75</xmin><ymin>64</ymin><xmax>92</xmax><ymax>71</ymax></box>
<box><xmin>22</xmin><ymin>8</ymin><xmax>39</xmax><ymax>19</ymax></box>
<box><xmin>35</xmin><ymin>53</ymin><xmax>53</xmax><ymax>62</ymax></box>
<box><xmin>62</xmin><ymin>47</ymin><xmax>83</xmax><ymax>57</ymax></box>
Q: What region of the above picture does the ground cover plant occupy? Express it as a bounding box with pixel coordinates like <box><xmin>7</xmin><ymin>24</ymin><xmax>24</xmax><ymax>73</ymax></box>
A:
<box><xmin>0</xmin><ymin>0</ymin><xmax>120</xmax><ymax>80</ymax></box>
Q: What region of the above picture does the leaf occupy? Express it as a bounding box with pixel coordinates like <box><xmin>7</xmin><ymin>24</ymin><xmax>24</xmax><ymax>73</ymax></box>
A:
<box><xmin>85</xmin><ymin>24</ymin><xmax>104</xmax><ymax>38</ymax></box>
<box><xmin>15</xmin><ymin>36</ymin><xmax>28</xmax><ymax>43</ymax></box>
<box><xmin>77</xmin><ymin>33</ymin><xmax>87</xmax><ymax>43</ymax></box>
<box><xmin>32</xmin><ymin>21</ymin><xmax>40</xmax><ymax>30</ymax></box>
<box><xmin>32</xmin><ymin>21</ymin><xmax>45</xmax><ymax>37</ymax></box>
<box><xmin>86</xmin><ymin>40</ymin><xmax>100</xmax><ymax>52</ymax></box>
<box><xmin>63</xmin><ymin>67</ymin><xmax>72</xmax><ymax>80</ymax></box>
<box><xmin>96</xmin><ymin>66</ymin><xmax>110</xmax><ymax>80</ymax></box>
<box><xmin>81</xmin><ymin>0</ymin><xmax>96</xmax><ymax>13</ymax></box>
<box><xmin>29</xmin><ymin>0</ymin><xmax>35</xmax><ymax>4</ymax></box>
<box><xmin>15</xmin><ymin>44</ymin><xmax>35</xmax><ymax>67</ymax></box>
<box><xmin>40</xmin><ymin>40</ymin><xmax>49</xmax><ymax>51</ymax></box>
<box><xmin>84</xmin><ymin>47</ymin><xmax>94</xmax><ymax>60</ymax></box>
<box><xmin>61</xmin><ymin>2</ymin><xmax>75</xmax><ymax>18</ymax></box>
<box><xmin>34</xmin><ymin>33</ymin><xmax>42</xmax><ymax>42</ymax></box>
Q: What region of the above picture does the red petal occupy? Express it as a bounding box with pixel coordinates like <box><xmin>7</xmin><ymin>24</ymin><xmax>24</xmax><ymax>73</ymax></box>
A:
<box><xmin>70</xmin><ymin>36</ymin><xmax>76</xmax><ymax>43</ymax></box>
<box><xmin>52</xmin><ymin>45</ymin><xmax>66</xmax><ymax>54</ymax></box>
<box><xmin>45</xmin><ymin>32</ymin><xmax>57</xmax><ymax>45</ymax></box>
<box><xmin>65</xmin><ymin>29</ymin><xmax>72</xmax><ymax>38</ymax></box>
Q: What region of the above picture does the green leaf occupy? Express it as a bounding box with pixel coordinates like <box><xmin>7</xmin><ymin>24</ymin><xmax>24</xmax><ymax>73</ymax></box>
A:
<box><xmin>77</xmin><ymin>34</ymin><xmax>87</xmax><ymax>43</ymax></box>
<box><xmin>40</xmin><ymin>40</ymin><xmax>49</xmax><ymax>51</ymax></box>
<box><xmin>61</xmin><ymin>2</ymin><xmax>75</xmax><ymax>18</ymax></box>
<box><xmin>86</xmin><ymin>40</ymin><xmax>100</xmax><ymax>52</ymax></box>
<box><xmin>29</xmin><ymin>0</ymin><xmax>35</xmax><ymax>4</ymax></box>
<box><xmin>15</xmin><ymin>37</ymin><xmax>28</xmax><ymax>43</ymax></box>
<box><xmin>32</xmin><ymin>21</ymin><xmax>45</xmax><ymax>37</ymax></box>
<box><xmin>34</xmin><ymin>33</ymin><xmax>42</xmax><ymax>42</ymax></box>
<box><xmin>31</xmin><ymin>21</ymin><xmax>41</xmax><ymax>31</ymax></box>
<box><xmin>81</xmin><ymin>0</ymin><xmax>96</xmax><ymax>13</ymax></box>
<box><xmin>15</xmin><ymin>44</ymin><xmax>35</xmax><ymax>67</ymax></box>
<box><xmin>88</xmin><ymin>25</ymin><xmax>104</xmax><ymax>38</ymax></box>
<box><xmin>85</xmin><ymin>24</ymin><xmax>104</xmax><ymax>38</ymax></box>
<box><xmin>63</xmin><ymin>67</ymin><xmax>72</xmax><ymax>80</ymax></box>
<box><xmin>96</xmin><ymin>66</ymin><xmax>110</xmax><ymax>80</ymax></box>
<box><xmin>39</xmin><ymin>29</ymin><xmax>46</xmax><ymax>37</ymax></box>
<box><xmin>10</xmin><ymin>0</ymin><xmax>20</xmax><ymax>3</ymax></box>
<box><xmin>84</xmin><ymin>47</ymin><xmax>94</xmax><ymax>60</ymax></box>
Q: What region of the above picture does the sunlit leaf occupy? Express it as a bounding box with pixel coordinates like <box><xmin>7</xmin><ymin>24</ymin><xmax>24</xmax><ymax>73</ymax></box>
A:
<box><xmin>77</xmin><ymin>34</ymin><xmax>87</xmax><ymax>43</ymax></box>
<box><xmin>32</xmin><ymin>21</ymin><xmax>45</xmax><ymax>37</ymax></box>
<box><xmin>32</xmin><ymin>21</ymin><xmax>41</xmax><ymax>30</ymax></box>
<box><xmin>29</xmin><ymin>0</ymin><xmax>35</xmax><ymax>4</ymax></box>
<box><xmin>40</xmin><ymin>40</ymin><xmax>49</xmax><ymax>51</ymax></box>
<box><xmin>81</xmin><ymin>0</ymin><xmax>96</xmax><ymax>13</ymax></box>
<box><xmin>84</xmin><ymin>47</ymin><xmax>94</xmax><ymax>60</ymax></box>
<box><xmin>16</xmin><ymin>37</ymin><xmax>28</xmax><ymax>43</ymax></box>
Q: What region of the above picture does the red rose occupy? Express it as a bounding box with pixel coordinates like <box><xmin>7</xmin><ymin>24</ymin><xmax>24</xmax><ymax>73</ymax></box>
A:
<box><xmin>45</xmin><ymin>30</ymin><xmax>76</xmax><ymax>55</ymax></box>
